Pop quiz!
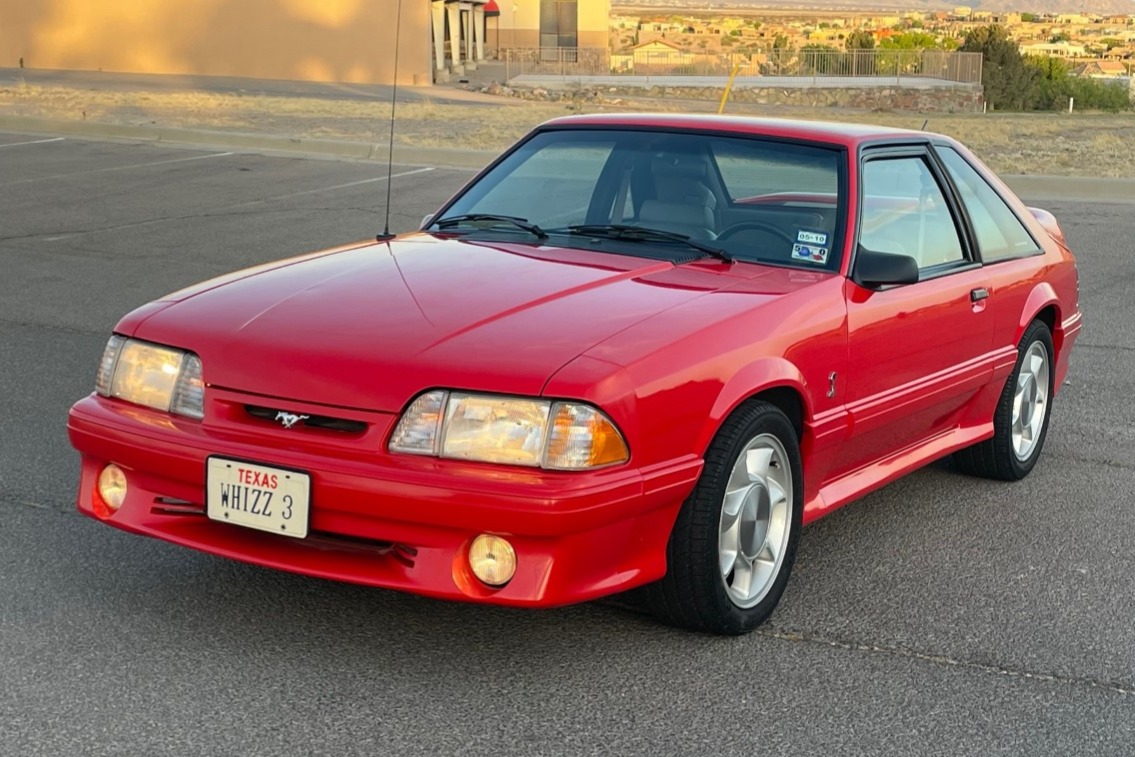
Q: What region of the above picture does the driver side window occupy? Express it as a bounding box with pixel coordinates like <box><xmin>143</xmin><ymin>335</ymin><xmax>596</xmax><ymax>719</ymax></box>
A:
<box><xmin>860</xmin><ymin>157</ymin><xmax>965</xmax><ymax>270</ymax></box>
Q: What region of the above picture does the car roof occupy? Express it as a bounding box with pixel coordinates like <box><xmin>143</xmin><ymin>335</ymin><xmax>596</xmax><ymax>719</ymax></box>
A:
<box><xmin>539</xmin><ymin>113</ymin><xmax>944</xmax><ymax>148</ymax></box>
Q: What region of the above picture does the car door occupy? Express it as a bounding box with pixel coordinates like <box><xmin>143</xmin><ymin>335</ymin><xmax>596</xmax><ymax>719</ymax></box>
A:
<box><xmin>933</xmin><ymin>144</ymin><xmax>1048</xmax><ymax>370</ymax></box>
<box><xmin>833</xmin><ymin>147</ymin><xmax>996</xmax><ymax>479</ymax></box>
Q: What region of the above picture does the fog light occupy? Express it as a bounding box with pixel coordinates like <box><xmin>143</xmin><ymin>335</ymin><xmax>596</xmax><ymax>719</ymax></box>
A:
<box><xmin>468</xmin><ymin>534</ymin><xmax>516</xmax><ymax>586</ymax></box>
<box><xmin>98</xmin><ymin>464</ymin><xmax>128</xmax><ymax>511</ymax></box>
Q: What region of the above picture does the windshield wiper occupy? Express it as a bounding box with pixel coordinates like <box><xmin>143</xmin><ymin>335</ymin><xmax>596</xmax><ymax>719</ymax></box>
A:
<box><xmin>433</xmin><ymin>213</ymin><xmax>548</xmax><ymax>240</ymax></box>
<box><xmin>563</xmin><ymin>224</ymin><xmax>734</xmax><ymax>264</ymax></box>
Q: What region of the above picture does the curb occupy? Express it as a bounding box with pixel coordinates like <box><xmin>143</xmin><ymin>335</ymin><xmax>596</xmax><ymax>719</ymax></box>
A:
<box><xmin>0</xmin><ymin>116</ymin><xmax>497</xmax><ymax>170</ymax></box>
<box><xmin>999</xmin><ymin>174</ymin><xmax>1135</xmax><ymax>204</ymax></box>
<box><xmin>2</xmin><ymin>115</ymin><xmax>1135</xmax><ymax>201</ymax></box>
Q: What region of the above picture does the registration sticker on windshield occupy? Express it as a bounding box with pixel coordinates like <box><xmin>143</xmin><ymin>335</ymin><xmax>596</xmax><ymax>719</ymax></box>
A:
<box><xmin>792</xmin><ymin>243</ymin><xmax>829</xmax><ymax>264</ymax></box>
<box><xmin>797</xmin><ymin>230</ymin><xmax>828</xmax><ymax>246</ymax></box>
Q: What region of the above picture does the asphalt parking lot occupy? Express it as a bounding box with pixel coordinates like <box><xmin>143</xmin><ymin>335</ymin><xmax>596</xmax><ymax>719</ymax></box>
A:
<box><xmin>1</xmin><ymin>131</ymin><xmax>1133</xmax><ymax>756</ymax></box>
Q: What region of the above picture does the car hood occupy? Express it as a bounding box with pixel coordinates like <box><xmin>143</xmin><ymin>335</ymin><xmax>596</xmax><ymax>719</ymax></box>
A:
<box><xmin>129</xmin><ymin>234</ymin><xmax>766</xmax><ymax>411</ymax></box>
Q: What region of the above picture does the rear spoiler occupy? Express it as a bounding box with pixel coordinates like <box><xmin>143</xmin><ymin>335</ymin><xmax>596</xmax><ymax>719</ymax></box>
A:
<box><xmin>1027</xmin><ymin>207</ymin><xmax>1067</xmax><ymax>247</ymax></box>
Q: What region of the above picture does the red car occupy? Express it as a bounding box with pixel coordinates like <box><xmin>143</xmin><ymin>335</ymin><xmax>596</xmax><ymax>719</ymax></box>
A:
<box><xmin>68</xmin><ymin>115</ymin><xmax>1081</xmax><ymax>634</ymax></box>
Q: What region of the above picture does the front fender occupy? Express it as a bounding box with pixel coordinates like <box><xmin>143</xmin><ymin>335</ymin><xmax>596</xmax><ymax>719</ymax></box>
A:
<box><xmin>696</xmin><ymin>357</ymin><xmax>812</xmax><ymax>454</ymax></box>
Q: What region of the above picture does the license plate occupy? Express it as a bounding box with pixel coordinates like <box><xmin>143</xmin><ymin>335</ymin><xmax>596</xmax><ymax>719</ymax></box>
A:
<box><xmin>206</xmin><ymin>458</ymin><xmax>310</xmax><ymax>538</ymax></box>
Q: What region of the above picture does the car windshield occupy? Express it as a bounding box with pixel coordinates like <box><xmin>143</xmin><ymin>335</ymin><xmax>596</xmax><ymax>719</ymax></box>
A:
<box><xmin>432</xmin><ymin>128</ymin><xmax>845</xmax><ymax>270</ymax></box>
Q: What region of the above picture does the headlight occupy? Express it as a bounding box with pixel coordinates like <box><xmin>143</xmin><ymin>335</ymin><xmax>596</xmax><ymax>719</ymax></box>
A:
<box><xmin>389</xmin><ymin>391</ymin><xmax>629</xmax><ymax>470</ymax></box>
<box><xmin>95</xmin><ymin>336</ymin><xmax>205</xmax><ymax>420</ymax></box>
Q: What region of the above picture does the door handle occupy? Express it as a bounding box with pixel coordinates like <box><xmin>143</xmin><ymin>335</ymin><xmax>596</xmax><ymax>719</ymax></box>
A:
<box><xmin>970</xmin><ymin>288</ymin><xmax>989</xmax><ymax>303</ymax></box>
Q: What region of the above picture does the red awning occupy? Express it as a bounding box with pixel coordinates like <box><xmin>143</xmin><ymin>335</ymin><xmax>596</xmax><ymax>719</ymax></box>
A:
<box><xmin>484</xmin><ymin>0</ymin><xmax>500</xmax><ymax>16</ymax></box>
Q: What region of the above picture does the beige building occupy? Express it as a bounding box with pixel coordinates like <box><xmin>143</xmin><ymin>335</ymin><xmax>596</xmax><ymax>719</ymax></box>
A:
<box><xmin>1073</xmin><ymin>60</ymin><xmax>1129</xmax><ymax>78</ymax></box>
<box><xmin>631</xmin><ymin>39</ymin><xmax>693</xmax><ymax>66</ymax></box>
<box><xmin>494</xmin><ymin>0</ymin><xmax>609</xmax><ymax>51</ymax></box>
<box><xmin>1</xmin><ymin>0</ymin><xmax>609</xmax><ymax>85</ymax></box>
<box><xmin>2</xmin><ymin>0</ymin><xmax>433</xmax><ymax>85</ymax></box>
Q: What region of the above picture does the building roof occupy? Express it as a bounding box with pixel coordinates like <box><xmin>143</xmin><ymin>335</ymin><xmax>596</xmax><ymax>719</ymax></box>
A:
<box><xmin>1074</xmin><ymin>60</ymin><xmax>1128</xmax><ymax>76</ymax></box>
<box><xmin>631</xmin><ymin>38</ymin><xmax>684</xmax><ymax>51</ymax></box>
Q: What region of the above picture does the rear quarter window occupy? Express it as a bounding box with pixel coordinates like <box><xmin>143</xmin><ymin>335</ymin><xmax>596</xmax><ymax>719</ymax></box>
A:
<box><xmin>937</xmin><ymin>147</ymin><xmax>1041</xmax><ymax>262</ymax></box>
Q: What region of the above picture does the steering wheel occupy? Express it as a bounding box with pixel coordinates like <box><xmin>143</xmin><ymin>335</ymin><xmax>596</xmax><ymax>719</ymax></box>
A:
<box><xmin>715</xmin><ymin>221</ymin><xmax>797</xmax><ymax>246</ymax></box>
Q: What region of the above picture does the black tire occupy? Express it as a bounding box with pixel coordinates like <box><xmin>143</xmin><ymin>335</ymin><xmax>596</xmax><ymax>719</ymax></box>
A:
<box><xmin>954</xmin><ymin>320</ymin><xmax>1055</xmax><ymax>481</ymax></box>
<box><xmin>644</xmin><ymin>400</ymin><xmax>803</xmax><ymax>635</ymax></box>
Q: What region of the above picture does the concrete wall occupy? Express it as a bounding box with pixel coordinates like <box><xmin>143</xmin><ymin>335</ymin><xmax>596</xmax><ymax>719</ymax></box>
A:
<box><xmin>496</xmin><ymin>0</ymin><xmax>609</xmax><ymax>50</ymax></box>
<box><xmin>0</xmin><ymin>0</ymin><xmax>433</xmax><ymax>86</ymax></box>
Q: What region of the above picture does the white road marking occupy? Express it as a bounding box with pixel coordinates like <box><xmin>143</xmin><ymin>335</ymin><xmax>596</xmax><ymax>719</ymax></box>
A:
<box><xmin>0</xmin><ymin>137</ymin><xmax>65</xmax><ymax>148</ymax></box>
<box><xmin>250</xmin><ymin>167</ymin><xmax>436</xmax><ymax>203</ymax></box>
<box><xmin>5</xmin><ymin>151</ymin><xmax>235</xmax><ymax>186</ymax></box>
<box><xmin>19</xmin><ymin>164</ymin><xmax>437</xmax><ymax>242</ymax></box>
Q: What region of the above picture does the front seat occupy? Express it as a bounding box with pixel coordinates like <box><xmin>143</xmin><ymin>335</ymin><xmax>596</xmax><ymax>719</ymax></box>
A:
<box><xmin>638</xmin><ymin>153</ymin><xmax>718</xmax><ymax>239</ymax></box>
<box><xmin>652</xmin><ymin>153</ymin><xmax>718</xmax><ymax>213</ymax></box>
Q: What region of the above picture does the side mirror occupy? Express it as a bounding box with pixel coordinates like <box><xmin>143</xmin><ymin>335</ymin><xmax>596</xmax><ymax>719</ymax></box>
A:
<box><xmin>420</xmin><ymin>213</ymin><xmax>435</xmax><ymax>229</ymax></box>
<box><xmin>852</xmin><ymin>247</ymin><xmax>919</xmax><ymax>288</ymax></box>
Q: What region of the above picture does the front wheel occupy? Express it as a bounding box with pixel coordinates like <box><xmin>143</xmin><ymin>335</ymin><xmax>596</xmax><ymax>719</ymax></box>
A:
<box><xmin>645</xmin><ymin>400</ymin><xmax>803</xmax><ymax>635</ymax></box>
<box><xmin>954</xmin><ymin>320</ymin><xmax>1055</xmax><ymax>480</ymax></box>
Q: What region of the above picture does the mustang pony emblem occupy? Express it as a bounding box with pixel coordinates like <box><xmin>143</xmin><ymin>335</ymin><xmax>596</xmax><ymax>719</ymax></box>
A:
<box><xmin>275</xmin><ymin>411</ymin><xmax>310</xmax><ymax>429</ymax></box>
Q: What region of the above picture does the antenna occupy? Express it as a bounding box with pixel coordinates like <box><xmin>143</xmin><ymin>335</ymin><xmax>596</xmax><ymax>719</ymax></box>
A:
<box><xmin>376</xmin><ymin>0</ymin><xmax>404</xmax><ymax>242</ymax></box>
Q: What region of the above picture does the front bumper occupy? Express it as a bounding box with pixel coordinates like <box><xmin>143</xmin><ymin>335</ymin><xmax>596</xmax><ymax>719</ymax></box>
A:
<box><xmin>68</xmin><ymin>395</ymin><xmax>702</xmax><ymax>607</ymax></box>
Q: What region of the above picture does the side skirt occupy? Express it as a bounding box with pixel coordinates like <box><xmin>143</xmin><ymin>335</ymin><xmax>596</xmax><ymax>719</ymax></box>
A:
<box><xmin>802</xmin><ymin>422</ymin><xmax>993</xmax><ymax>525</ymax></box>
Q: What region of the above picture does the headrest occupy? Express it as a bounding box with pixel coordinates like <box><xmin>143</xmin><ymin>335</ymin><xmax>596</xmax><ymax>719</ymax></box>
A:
<box><xmin>651</xmin><ymin>153</ymin><xmax>707</xmax><ymax>180</ymax></box>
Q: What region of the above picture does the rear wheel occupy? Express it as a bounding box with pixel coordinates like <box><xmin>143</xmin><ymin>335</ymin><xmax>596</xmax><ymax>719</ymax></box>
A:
<box><xmin>954</xmin><ymin>320</ymin><xmax>1055</xmax><ymax>480</ymax></box>
<box><xmin>645</xmin><ymin>400</ymin><xmax>803</xmax><ymax>635</ymax></box>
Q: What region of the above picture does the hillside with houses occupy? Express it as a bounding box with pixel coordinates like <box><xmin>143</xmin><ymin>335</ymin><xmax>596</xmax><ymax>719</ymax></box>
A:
<box><xmin>616</xmin><ymin>0</ymin><xmax>1135</xmax><ymax>15</ymax></box>
<box><xmin>609</xmin><ymin>6</ymin><xmax>1135</xmax><ymax>79</ymax></box>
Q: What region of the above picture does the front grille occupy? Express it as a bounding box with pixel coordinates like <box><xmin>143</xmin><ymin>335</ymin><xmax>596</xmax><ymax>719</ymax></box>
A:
<box><xmin>244</xmin><ymin>405</ymin><xmax>368</xmax><ymax>434</ymax></box>
<box><xmin>301</xmin><ymin>534</ymin><xmax>418</xmax><ymax>566</ymax></box>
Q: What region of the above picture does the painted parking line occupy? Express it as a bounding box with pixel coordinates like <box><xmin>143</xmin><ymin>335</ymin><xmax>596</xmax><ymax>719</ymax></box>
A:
<box><xmin>5</xmin><ymin>151</ymin><xmax>235</xmax><ymax>186</ymax></box>
<box><xmin>0</xmin><ymin>137</ymin><xmax>65</xmax><ymax>149</ymax></box>
<box><xmin>20</xmin><ymin>165</ymin><xmax>440</xmax><ymax>243</ymax></box>
<box><xmin>247</xmin><ymin>167</ymin><xmax>436</xmax><ymax>204</ymax></box>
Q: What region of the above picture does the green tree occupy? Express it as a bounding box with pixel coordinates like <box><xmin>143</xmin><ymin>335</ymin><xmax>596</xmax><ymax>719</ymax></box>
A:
<box><xmin>959</xmin><ymin>25</ymin><xmax>1039</xmax><ymax>110</ymax></box>
<box><xmin>844</xmin><ymin>30</ymin><xmax>876</xmax><ymax>74</ymax></box>
<box><xmin>880</xmin><ymin>31</ymin><xmax>943</xmax><ymax>50</ymax></box>
<box><xmin>1020</xmin><ymin>12</ymin><xmax>1040</xmax><ymax>22</ymax></box>
<box><xmin>800</xmin><ymin>43</ymin><xmax>843</xmax><ymax>74</ymax></box>
<box><xmin>845</xmin><ymin>30</ymin><xmax>876</xmax><ymax>49</ymax></box>
<box><xmin>1028</xmin><ymin>55</ymin><xmax>1131</xmax><ymax>111</ymax></box>
<box><xmin>877</xmin><ymin>32</ymin><xmax>941</xmax><ymax>75</ymax></box>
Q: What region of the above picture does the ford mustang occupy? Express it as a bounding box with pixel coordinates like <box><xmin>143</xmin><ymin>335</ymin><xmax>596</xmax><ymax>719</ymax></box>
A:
<box><xmin>68</xmin><ymin>115</ymin><xmax>1081</xmax><ymax>634</ymax></box>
